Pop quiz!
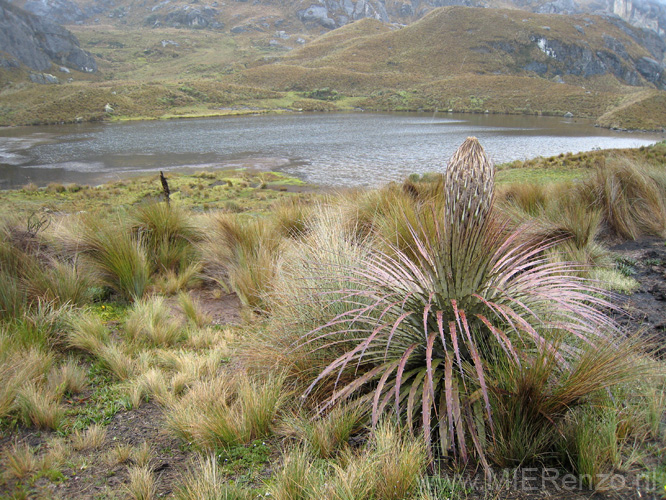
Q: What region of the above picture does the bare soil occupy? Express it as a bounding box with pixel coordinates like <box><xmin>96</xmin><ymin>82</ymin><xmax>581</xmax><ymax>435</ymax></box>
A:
<box><xmin>610</xmin><ymin>237</ymin><xmax>666</xmax><ymax>349</ymax></box>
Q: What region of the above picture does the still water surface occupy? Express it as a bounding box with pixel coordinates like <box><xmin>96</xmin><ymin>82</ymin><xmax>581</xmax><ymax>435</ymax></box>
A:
<box><xmin>0</xmin><ymin>112</ymin><xmax>663</xmax><ymax>189</ymax></box>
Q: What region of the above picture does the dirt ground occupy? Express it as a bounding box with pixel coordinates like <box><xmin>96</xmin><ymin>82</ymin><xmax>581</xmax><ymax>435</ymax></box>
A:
<box><xmin>610</xmin><ymin>237</ymin><xmax>666</xmax><ymax>349</ymax></box>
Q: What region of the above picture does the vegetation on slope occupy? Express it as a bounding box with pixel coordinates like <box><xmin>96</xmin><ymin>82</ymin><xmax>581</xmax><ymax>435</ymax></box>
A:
<box><xmin>3</xmin><ymin>7</ymin><xmax>666</xmax><ymax>128</ymax></box>
<box><xmin>2</xmin><ymin>142</ymin><xmax>666</xmax><ymax>498</ymax></box>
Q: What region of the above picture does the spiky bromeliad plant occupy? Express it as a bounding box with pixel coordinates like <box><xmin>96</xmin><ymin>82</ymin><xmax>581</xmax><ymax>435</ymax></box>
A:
<box><xmin>300</xmin><ymin>138</ymin><xmax>622</xmax><ymax>472</ymax></box>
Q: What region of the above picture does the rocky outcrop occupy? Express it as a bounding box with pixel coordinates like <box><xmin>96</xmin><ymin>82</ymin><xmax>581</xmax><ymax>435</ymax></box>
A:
<box><xmin>297</xmin><ymin>0</ymin><xmax>390</xmax><ymax>29</ymax></box>
<box><xmin>22</xmin><ymin>0</ymin><xmax>86</xmax><ymax>24</ymax></box>
<box><xmin>144</xmin><ymin>5</ymin><xmax>223</xmax><ymax>29</ymax></box>
<box><xmin>0</xmin><ymin>0</ymin><xmax>96</xmax><ymax>72</ymax></box>
<box><xmin>520</xmin><ymin>33</ymin><xmax>666</xmax><ymax>88</ymax></box>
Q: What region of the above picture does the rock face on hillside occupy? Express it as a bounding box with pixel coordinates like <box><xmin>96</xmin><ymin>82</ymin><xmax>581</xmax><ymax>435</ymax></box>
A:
<box><xmin>0</xmin><ymin>0</ymin><xmax>96</xmax><ymax>72</ymax></box>
<box><xmin>144</xmin><ymin>4</ymin><xmax>224</xmax><ymax>29</ymax></box>
<box><xmin>522</xmin><ymin>34</ymin><xmax>666</xmax><ymax>88</ymax></box>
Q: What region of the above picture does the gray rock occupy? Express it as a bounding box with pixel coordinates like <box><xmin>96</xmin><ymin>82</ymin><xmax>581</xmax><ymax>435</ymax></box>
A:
<box><xmin>524</xmin><ymin>61</ymin><xmax>548</xmax><ymax>75</ymax></box>
<box><xmin>23</xmin><ymin>0</ymin><xmax>86</xmax><ymax>24</ymax></box>
<box><xmin>0</xmin><ymin>0</ymin><xmax>97</xmax><ymax>73</ymax></box>
<box><xmin>147</xmin><ymin>5</ymin><xmax>223</xmax><ymax>29</ymax></box>
<box><xmin>275</xmin><ymin>30</ymin><xmax>289</xmax><ymax>39</ymax></box>
<box><xmin>298</xmin><ymin>5</ymin><xmax>336</xmax><ymax>29</ymax></box>
<box><xmin>0</xmin><ymin>57</ymin><xmax>19</xmax><ymax>68</ymax></box>
<box><xmin>564</xmin><ymin>111</ymin><xmax>573</xmax><ymax>118</ymax></box>
<box><xmin>29</xmin><ymin>73</ymin><xmax>59</xmax><ymax>84</ymax></box>
<box><xmin>636</xmin><ymin>56</ymin><xmax>666</xmax><ymax>87</ymax></box>
<box><xmin>536</xmin><ymin>0</ymin><xmax>577</xmax><ymax>14</ymax></box>
<box><xmin>296</xmin><ymin>37</ymin><xmax>306</xmax><ymax>44</ymax></box>
<box><xmin>59</xmin><ymin>66</ymin><xmax>70</xmax><ymax>73</ymax></box>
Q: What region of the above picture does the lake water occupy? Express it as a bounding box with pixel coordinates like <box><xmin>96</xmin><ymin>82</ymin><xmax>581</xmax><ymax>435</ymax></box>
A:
<box><xmin>0</xmin><ymin>112</ymin><xmax>663</xmax><ymax>189</ymax></box>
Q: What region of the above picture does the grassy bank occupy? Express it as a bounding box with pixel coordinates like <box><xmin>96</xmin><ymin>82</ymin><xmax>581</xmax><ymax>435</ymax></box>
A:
<box><xmin>2</xmin><ymin>143</ymin><xmax>666</xmax><ymax>499</ymax></box>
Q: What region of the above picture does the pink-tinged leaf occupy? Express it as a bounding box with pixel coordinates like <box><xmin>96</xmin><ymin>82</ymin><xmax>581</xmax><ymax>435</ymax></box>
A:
<box><xmin>448</xmin><ymin>318</ymin><xmax>464</xmax><ymax>379</ymax></box>
<box><xmin>444</xmin><ymin>353</ymin><xmax>456</xmax><ymax>453</ymax></box>
<box><xmin>425</xmin><ymin>331</ymin><xmax>437</xmax><ymax>412</ymax></box>
<box><xmin>438</xmin><ymin>389</ymin><xmax>450</xmax><ymax>457</ymax></box>
<box><xmin>451</xmin><ymin>380</ymin><xmax>467</xmax><ymax>463</ymax></box>
<box><xmin>464</xmin><ymin>405</ymin><xmax>491</xmax><ymax>481</ymax></box>
<box><xmin>476</xmin><ymin>313</ymin><xmax>519</xmax><ymax>364</ymax></box>
<box><xmin>385</xmin><ymin>312</ymin><xmax>413</xmax><ymax>359</ymax></box>
<box><xmin>319</xmin><ymin>363</ymin><xmax>387</xmax><ymax>414</ymax></box>
<box><xmin>423</xmin><ymin>296</ymin><xmax>433</xmax><ymax>339</ymax></box>
<box><xmin>372</xmin><ymin>359</ymin><xmax>401</xmax><ymax>427</ymax></box>
<box><xmin>459</xmin><ymin>309</ymin><xmax>493</xmax><ymax>434</ymax></box>
<box><xmin>422</xmin><ymin>366</ymin><xmax>433</xmax><ymax>462</ymax></box>
<box><xmin>395</xmin><ymin>344</ymin><xmax>418</xmax><ymax>415</ymax></box>
<box><xmin>436</xmin><ymin>310</ymin><xmax>447</xmax><ymax>351</ymax></box>
<box><xmin>407</xmin><ymin>370</ymin><xmax>426</xmax><ymax>432</ymax></box>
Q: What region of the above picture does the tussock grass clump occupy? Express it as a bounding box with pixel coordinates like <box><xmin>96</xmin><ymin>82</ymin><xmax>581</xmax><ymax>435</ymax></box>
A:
<box><xmin>65</xmin><ymin>310</ymin><xmax>109</xmax><ymax>354</ymax></box>
<box><xmin>96</xmin><ymin>343</ymin><xmax>137</xmax><ymax>381</ymax></box>
<box><xmin>0</xmin><ymin>344</ymin><xmax>53</xmax><ymax>421</ymax></box>
<box><xmin>156</xmin><ymin>262</ymin><xmax>202</xmax><ymax>295</ymax></box>
<box><xmin>242</xmin><ymin>205</ymin><xmax>375</xmax><ymax>392</ymax></box>
<box><xmin>72</xmin><ymin>424</ymin><xmax>108</xmax><ymax>451</ymax></box>
<box><xmin>269</xmin><ymin>421</ymin><xmax>427</xmax><ymax>500</ymax></box>
<box><xmin>16</xmin><ymin>382</ymin><xmax>64</xmax><ymax>430</ymax></box>
<box><xmin>200</xmin><ymin>214</ymin><xmax>282</xmax><ymax>311</ymax></box>
<box><xmin>175</xmin><ymin>454</ymin><xmax>254</xmax><ymax>500</ymax></box>
<box><xmin>75</xmin><ymin>215</ymin><xmax>151</xmax><ymax>301</ymax></box>
<box><xmin>583</xmin><ymin>157</ymin><xmax>666</xmax><ymax>239</ymax></box>
<box><xmin>125</xmin><ymin>296</ymin><xmax>185</xmax><ymax>346</ymax></box>
<box><xmin>488</xmin><ymin>337</ymin><xmax>644</xmax><ymax>467</ymax></box>
<box><xmin>136</xmin><ymin>368</ymin><xmax>173</xmax><ymax>406</ymax></box>
<box><xmin>166</xmin><ymin>371</ymin><xmax>285</xmax><ymax>450</ymax></box>
<box><xmin>177</xmin><ymin>291</ymin><xmax>211</xmax><ymax>328</ymax></box>
<box><xmin>131</xmin><ymin>202</ymin><xmax>201</xmax><ymax>274</ymax></box>
<box><xmin>126</xmin><ymin>465</ymin><xmax>157</xmax><ymax>500</ymax></box>
<box><xmin>47</xmin><ymin>359</ymin><xmax>89</xmax><ymax>397</ymax></box>
<box><xmin>280</xmin><ymin>404</ymin><xmax>366</xmax><ymax>459</ymax></box>
<box><xmin>271</xmin><ymin>196</ymin><xmax>315</xmax><ymax>238</ymax></box>
<box><xmin>3</xmin><ymin>441</ymin><xmax>39</xmax><ymax>480</ymax></box>
<box><xmin>27</xmin><ymin>260</ymin><xmax>94</xmax><ymax>307</ymax></box>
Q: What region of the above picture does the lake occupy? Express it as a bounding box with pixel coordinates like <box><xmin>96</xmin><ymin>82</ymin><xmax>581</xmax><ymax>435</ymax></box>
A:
<box><xmin>0</xmin><ymin>112</ymin><xmax>663</xmax><ymax>189</ymax></box>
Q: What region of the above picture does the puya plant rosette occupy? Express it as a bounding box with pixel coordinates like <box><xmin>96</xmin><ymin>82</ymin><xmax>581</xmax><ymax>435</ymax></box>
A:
<box><xmin>299</xmin><ymin>137</ymin><xmax>623</xmax><ymax>473</ymax></box>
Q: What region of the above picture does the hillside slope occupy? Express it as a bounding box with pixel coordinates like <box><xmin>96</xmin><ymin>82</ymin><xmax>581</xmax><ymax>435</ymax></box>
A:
<box><xmin>234</xmin><ymin>7</ymin><xmax>666</xmax><ymax>123</ymax></box>
<box><xmin>2</xmin><ymin>5</ymin><xmax>666</xmax><ymax>128</ymax></box>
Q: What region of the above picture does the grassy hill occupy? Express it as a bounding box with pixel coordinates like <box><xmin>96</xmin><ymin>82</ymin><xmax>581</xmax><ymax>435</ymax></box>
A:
<box><xmin>2</xmin><ymin>6</ymin><xmax>666</xmax><ymax>128</ymax></box>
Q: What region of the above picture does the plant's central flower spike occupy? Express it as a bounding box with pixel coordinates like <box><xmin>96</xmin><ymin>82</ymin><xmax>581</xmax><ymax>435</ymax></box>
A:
<box><xmin>445</xmin><ymin>136</ymin><xmax>496</xmax><ymax>227</ymax></box>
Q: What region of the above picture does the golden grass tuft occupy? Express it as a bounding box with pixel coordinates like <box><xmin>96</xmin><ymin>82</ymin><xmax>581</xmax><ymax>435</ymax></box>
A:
<box><xmin>126</xmin><ymin>465</ymin><xmax>157</xmax><ymax>500</ymax></box>
<box><xmin>3</xmin><ymin>441</ymin><xmax>38</xmax><ymax>480</ymax></box>
<box><xmin>16</xmin><ymin>382</ymin><xmax>64</xmax><ymax>430</ymax></box>
<box><xmin>125</xmin><ymin>296</ymin><xmax>185</xmax><ymax>347</ymax></box>
<box><xmin>47</xmin><ymin>359</ymin><xmax>89</xmax><ymax>397</ymax></box>
<box><xmin>72</xmin><ymin>424</ymin><xmax>108</xmax><ymax>452</ymax></box>
<box><xmin>65</xmin><ymin>310</ymin><xmax>109</xmax><ymax>354</ymax></box>
<box><xmin>583</xmin><ymin>157</ymin><xmax>666</xmax><ymax>239</ymax></box>
<box><xmin>177</xmin><ymin>291</ymin><xmax>212</xmax><ymax>328</ymax></box>
<box><xmin>166</xmin><ymin>371</ymin><xmax>285</xmax><ymax>450</ymax></box>
<box><xmin>175</xmin><ymin>454</ymin><xmax>253</xmax><ymax>500</ymax></box>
